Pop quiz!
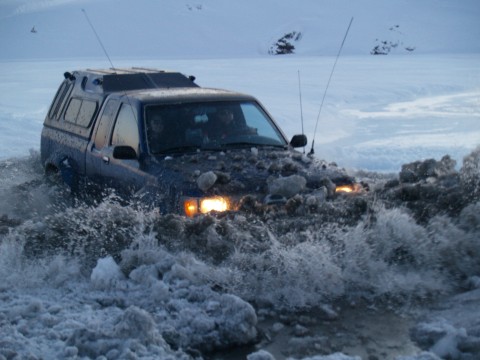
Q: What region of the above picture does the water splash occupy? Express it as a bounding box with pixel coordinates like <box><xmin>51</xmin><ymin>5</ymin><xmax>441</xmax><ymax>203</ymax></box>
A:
<box><xmin>0</xmin><ymin>148</ymin><xmax>479</xmax><ymax>358</ymax></box>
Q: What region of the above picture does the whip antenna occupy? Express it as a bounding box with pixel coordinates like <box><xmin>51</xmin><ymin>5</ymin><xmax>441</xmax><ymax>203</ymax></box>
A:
<box><xmin>82</xmin><ymin>9</ymin><xmax>117</xmax><ymax>71</ymax></box>
<box><xmin>81</xmin><ymin>8</ymin><xmax>140</xmax><ymax>123</ymax></box>
<box><xmin>82</xmin><ymin>8</ymin><xmax>158</xmax><ymax>88</ymax></box>
<box><xmin>309</xmin><ymin>17</ymin><xmax>354</xmax><ymax>155</ymax></box>
<box><xmin>298</xmin><ymin>70</ymin><xmax>305</xmax><ymax>154</ymax></box>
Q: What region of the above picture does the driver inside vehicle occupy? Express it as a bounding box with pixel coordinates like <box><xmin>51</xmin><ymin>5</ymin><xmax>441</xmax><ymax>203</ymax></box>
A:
<box><xmin>147</xmin><ymin>114</ymin><xmax>182</xmax><ymax>153</ymax></box>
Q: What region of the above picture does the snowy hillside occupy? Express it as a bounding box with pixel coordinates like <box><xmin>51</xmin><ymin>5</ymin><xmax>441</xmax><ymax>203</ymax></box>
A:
<box><xmin>0</xmin><ymin>0</ymin><xmax>479</xmax><ymax>60</ymax></box>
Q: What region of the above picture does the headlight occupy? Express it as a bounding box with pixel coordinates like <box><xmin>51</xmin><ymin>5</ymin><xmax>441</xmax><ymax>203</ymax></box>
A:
<box><xmin>183</xmin><ymin>196</ymin><xmax>230</xmax><ymax>217</ymax></box>
<box><xmin>335</xmin><ymin>183</ymin><xmax>362</xmax><ymax>193</ymax></box>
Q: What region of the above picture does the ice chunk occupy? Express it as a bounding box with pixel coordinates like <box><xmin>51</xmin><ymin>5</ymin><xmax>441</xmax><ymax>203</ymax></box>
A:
<box><xmin>293</xmin><ymin>324</ymin><xmax>309</xmax><ymax>336</ymax></box>
<box><xmin>268</xmin><ymin>175</ymin><xmax>306</xmax><ymax>198</ymax></box>
<box><xmin>216</xmin><ymin>294</ymin><xmax>258</xmax><ymax>344</ymax></box>
<box><xmin>317</xmin><ymin>304</ymin><xmax>338</xmax><ymax>320</ymax></box>
<box><xmin>247</xmin><ymin>349</ymin><xmax>275</xmax><ymax>360</ymax></box>
<box><xmin>91</xmin><ymin>256</ymin><xmax>125</xmax><ymax>289</ymax></box>
<box><xmin>430</xmin><ymin>327</ymin><xmax>467</xmax><ymax>359</ymax></box>
<box><xmin>305</xmin><ymin>187</ymin><xmax>327</xmax><ymax>210</ymax></box>
<box><xmin>294</xmin><ymin>352</ymin><xmax>361</xmax><ymax>359</ymax></box>
<box><xmin>399</xmin><ymin>155</ymin><xmax>457</xmax><ymax>183</ymax></box>
<box><xmin>63</xmin><ymin>346</ymin><xmax>78</xmax><ymax>357</ymax></box>
<box><xmin>114</xmin><ymin>306</ymin><xmax>160</xmax><ymax>343</ymax></box>
<box><xmin>395</xmin><ymin>352</ymin><xmax>442</xmax><ymax>360</ymax></box>
<box><xmin>197</xmin><ymin>171</ymin><xmax>217</xmax><ymax>191</ymax></box>
<box><xmin>272</xmin><ymin>322</ymin><xmax>285</xmax><ymax>332</ymax></box>
<box><xmin>410</xmin><ymin>319</ymin><xmax>467</xmax><ymax>359</ymax></box>
<box><xmin>467</xmin><ymin>276</ymin><xmax>480</xmax><ymax>289</ymax></box>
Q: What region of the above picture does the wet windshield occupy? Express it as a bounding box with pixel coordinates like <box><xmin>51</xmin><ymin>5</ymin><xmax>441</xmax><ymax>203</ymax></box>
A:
<box><xmin>145</xmin><ymin>101</ymin><xmax>287</xmax><ymax>154</ymax></box>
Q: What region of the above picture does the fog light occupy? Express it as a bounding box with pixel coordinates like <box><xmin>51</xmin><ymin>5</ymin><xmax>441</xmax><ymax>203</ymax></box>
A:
<box><xmin>184</xmin><ymin>199</ymin><xmax>199</xmax><ymax>217</ymax></box>
<box><xmin>183</xmin><ymin>197</ymin><xmax>230</xmax><ymax>217</ymax></box>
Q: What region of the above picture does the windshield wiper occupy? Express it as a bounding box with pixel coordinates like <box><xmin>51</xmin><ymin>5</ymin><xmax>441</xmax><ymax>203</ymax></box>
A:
<box><xmin>222</xmin><ymin>141</ymin><xmax>286</xmax><ymax>149</ymax></box>
<box><xmin>158</xmin><ymin>145</ymin><xmax>201</xmax><ymax>154</ymax></box>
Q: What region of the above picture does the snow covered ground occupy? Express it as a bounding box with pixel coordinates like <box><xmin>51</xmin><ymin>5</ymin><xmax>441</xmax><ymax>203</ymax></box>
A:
<box><xmin>1</xmin><ymin>0</ymin><xmax>480</xmax><ymax>359</ymax></box>
<box><xmin>0</xmin><ymin>149</ymin><xmax>479</xmax><ymax>359</ymax></box>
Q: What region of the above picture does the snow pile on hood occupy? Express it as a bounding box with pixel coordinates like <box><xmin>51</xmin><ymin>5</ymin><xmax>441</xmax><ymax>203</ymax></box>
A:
<box><xmin>169</xmin><ymin>148</ymin><xmax>354</xmax><ymax>204</ymax></box>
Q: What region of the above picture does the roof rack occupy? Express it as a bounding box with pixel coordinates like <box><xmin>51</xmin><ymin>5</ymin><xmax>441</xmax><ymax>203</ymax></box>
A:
<box><xmin>77</xmin><ymin>67</ymin><xmax>199</xmax><ymax>93</ymax></box>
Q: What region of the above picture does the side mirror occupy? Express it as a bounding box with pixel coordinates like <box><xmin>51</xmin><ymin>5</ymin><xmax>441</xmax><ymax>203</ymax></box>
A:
<box><xmin>113</xmin><ymin>145</ymin><xmax>137</xmax><ymax>160</ymax></box>
<box><xmin>289</xmin><ymin>134</ymin><xmax>307</xmax><ymax>148</ymax></box>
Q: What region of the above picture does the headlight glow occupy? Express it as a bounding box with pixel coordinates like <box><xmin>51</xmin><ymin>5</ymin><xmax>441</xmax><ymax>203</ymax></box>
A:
<box><xmin>200</xmin><ymin>197</ymin><xmax>229</xmax><ymax>213</ymax></box>
<box><xmin>183</xmin><ymin>196</ymin><xmax>230</xmax><ymax>217</ymax></box>
<box><xmin>335</xmin><ymin>183</ymin><xmax>362</xmax><ymax>193</ymax></box>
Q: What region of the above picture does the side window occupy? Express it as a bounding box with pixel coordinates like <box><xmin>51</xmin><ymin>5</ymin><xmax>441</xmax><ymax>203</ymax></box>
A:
<box><xmin>111</xmin><ymin>104</ymin><xmax>139</xmax><ymax>154</ymax></box>
<box><xmin>94</xmin><ymin>99</ymin><xmax>119</xmax><ymax>149</ymax></box>
<box><xmin>77</xmin><ymin>100</ymin><xmax>97</xmax><ymax>127</ymax></box>
<box><xmin>64</xmin><ymin>98</ymin><xmax>82</xmax><ymax>123</ymax></box>
<box><xmin>48</xmin><ymin>80</ymin><xmax>74</xmax><ymax>120</ymax></box>
<box><xmin>241</xmin><ymin>102</ymin><xmax>282</xmax><ymax>140</ymax></box>
<box><xmin>64</xmin><ymin>98</ymin><xmax>97</xmax><ymax>127</ymax></box>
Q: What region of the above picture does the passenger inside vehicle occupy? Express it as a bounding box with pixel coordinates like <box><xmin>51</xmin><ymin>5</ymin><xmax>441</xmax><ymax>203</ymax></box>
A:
<box><xmin>204</xmin><ymin>107</ymin><xmax>256</xmax><ymax>141</ymax></box>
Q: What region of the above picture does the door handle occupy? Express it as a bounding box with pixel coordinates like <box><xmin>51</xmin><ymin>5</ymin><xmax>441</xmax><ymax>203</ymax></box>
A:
<box><xmin>102</xmin><ymin>156</ymin><xmax>110</xmax><ymax>164</ymax></box>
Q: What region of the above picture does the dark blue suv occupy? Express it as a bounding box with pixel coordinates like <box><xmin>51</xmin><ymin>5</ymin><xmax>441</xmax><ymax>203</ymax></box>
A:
<box><xmin>41</xmin><ymin>68</ymin><xmax>357</xmax><ymax>216</ymax></box>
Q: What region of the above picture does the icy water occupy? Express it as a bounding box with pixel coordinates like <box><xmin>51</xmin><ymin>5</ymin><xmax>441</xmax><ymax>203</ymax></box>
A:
<box><xmin>1</xmin><ymin>148</ymin><xmax>479</xmax><ymax>359</ymax></box>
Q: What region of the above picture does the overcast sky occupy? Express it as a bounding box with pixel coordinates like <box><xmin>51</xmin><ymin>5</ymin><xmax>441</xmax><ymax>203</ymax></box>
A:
<box><xmin>1</xmin><ymin>0</ymin><xmax>479</xmax><ymax>60</ymax></box>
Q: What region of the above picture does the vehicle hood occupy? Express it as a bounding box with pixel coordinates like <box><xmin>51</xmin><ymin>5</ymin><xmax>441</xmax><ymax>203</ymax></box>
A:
<box><xmin>143</xmin><ymin>147</ymin><xmax>356</xmax><ymax>201</ymax></box>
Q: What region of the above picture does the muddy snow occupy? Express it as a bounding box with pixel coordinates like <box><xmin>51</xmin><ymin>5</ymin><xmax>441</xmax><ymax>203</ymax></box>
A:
<box><xmin>0</xmin><ymin>145</ymin><xmax>479</xmax><ymax>359</ymax></box>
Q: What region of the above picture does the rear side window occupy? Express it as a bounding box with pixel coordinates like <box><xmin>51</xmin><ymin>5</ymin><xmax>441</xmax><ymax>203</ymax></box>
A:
<box><xmin>77</xmin><ymin>100</ymin><xmax>97</xmax><ymax>127</ymax></box>
<box><xmin>111</xmin><ymin>104</ymin><xmax>139</xmax><ymax>154</ymax></box>
<box><xmin>64</xmin><ymin>98</ymin><xmax>82</xmax><ymax>122</ymax></box>
<box><xmin>64</xmin><ymin>98</ymin><xmax>98</xmax><ymax>128</ymax></box>
<box><xmin>48</xmin><ymin>80</ymin><xmax>74</xmax><ymax>120</ymax></box>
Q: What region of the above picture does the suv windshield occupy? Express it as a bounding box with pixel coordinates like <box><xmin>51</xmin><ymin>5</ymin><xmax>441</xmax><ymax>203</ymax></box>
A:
<box><xmin>145</xmin><ymin>101</ymin><xmax>287</xmax><ymax>154</ymax></box>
